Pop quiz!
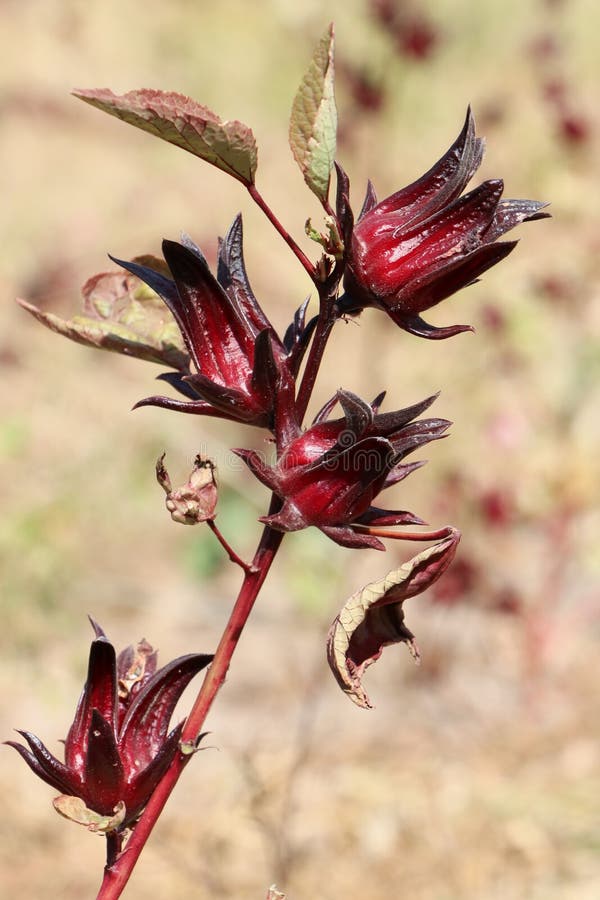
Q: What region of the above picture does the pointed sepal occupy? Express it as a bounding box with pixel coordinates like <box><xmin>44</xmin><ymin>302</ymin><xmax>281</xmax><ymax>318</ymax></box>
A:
<box><xmin>65</xmin><ymin>637</ymin><xmax>118</xmax><ymax>772</ymax></box>
<box><xmin>5</xmin><ymin>731</ymin><xmax>79</xmax><ymax>796</ymax></box>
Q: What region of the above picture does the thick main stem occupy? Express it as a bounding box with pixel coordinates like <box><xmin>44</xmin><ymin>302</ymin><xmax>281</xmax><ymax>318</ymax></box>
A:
<box><xmin>96</xmin><ymin>184</ymin><xmax>340</xmax><ymax>900</ymax></box>
<box><xmin>96</xmin><ymin>520</ymin><xmax>284</xmax><ymax>900</ymax></box>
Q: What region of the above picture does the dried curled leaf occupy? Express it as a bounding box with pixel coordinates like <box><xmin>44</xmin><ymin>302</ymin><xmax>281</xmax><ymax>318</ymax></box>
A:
<box><xmin>74</xmin><ymin>88</ymin><xmax>258</xmax><ymax>185</ymax></box>
<box><xmin>17</xmin><ymin>264</ymin><xmax>189</xmax><ymax>370</ymax></box>
<box><xmin>327</xmin><ymin>530</ymin><xmax>460</xmax><ymax>708</ymax></box>
<box><xmin>53</xmin><ymin>796</ymin><xmax>126</xmax><ymax>833</ymax></box>
<box><xmin>289</xmin><ymin>24</ymin><xmax>337</xmax><ymax>202</ymax></box>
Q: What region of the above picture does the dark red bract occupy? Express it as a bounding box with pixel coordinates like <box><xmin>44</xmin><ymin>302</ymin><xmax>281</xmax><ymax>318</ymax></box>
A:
<box><xmin>6</xmin><ymin>622</ymin><xmax>212</xmax><ymax>828</ymax></box>
<box><xmin>339</xmin><ymin>110</ymin><xmax>549</xmax><ymax>339</ymax></box>
<box><xmin>112</xmin><ymin>214</ymin><xmax>303</xmax><ymax>433</ymax></box>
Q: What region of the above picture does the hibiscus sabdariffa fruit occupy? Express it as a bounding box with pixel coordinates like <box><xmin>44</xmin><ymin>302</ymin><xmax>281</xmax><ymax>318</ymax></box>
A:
<box><xmin>7</xmin><ymin>621</ymin><xmax>212</xmax><ymax>830</ymax></box>
<box><xmin>339</xmin><ymin>109</ymin><xmax>549</xmax><ymax>338</ymax></box>
<box><xmin>235</xmin><ymin>389</ymin><xmax>449</xmax><ymax>550</ymax></box>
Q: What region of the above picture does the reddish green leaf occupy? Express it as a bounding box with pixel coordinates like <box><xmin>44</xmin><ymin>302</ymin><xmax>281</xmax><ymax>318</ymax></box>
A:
<box><xmin>327</xmin><ymin>530</ymin><xmax>460</xmax><ymax>708</ymax></box>
<box><xmin>17</xmin><ymin>263</ymin><xmax>189</xmax><ymax>370</ymax></box>
<box><xmin>289</xmin><ymin>24</ymin><xmax>337</xmax><ymax>202</ymax></box>
<box><xmin>74</xmin><ymin>88</ymin><xmax>258</xmax><ymax>185</ymax></box>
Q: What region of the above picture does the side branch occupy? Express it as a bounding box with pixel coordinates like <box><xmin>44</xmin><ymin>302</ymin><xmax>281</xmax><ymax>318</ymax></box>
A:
<box><xmin>247</xmin><ymin>184</ymin><xmax>316</xmax><ymax>279</ymax></box>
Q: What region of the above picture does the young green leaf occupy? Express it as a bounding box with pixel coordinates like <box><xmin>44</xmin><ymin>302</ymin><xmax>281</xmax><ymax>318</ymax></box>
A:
<box><xmin>289</xmin><ymin>24</ymin><xmax>337</xmax><ymax>203</ymax></box>
<box><xmin>327</xmin><ymin>530</ymin><xmax>460</xmax><ymax>709</ymax></box>
<box><xmin>18</xmin><ymin>265</ymin><xmax>189</xmax><ymax>370</ymax></box>
<box><xmin>73</xmin><ymin>89</ymin><xmax>258</xmax><ymax>185</ymax></box>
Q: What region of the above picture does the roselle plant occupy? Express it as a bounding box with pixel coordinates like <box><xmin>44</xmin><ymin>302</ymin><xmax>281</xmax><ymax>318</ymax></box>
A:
<box><xmin>10</xmin><ymin>25</ymin><xmax>548</xmax><ymax>900</ymax></box>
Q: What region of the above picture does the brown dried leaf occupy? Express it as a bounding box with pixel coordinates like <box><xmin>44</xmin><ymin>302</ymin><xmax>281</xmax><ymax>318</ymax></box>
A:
<box><xmin>327</xmin><ymin>530</ymin><xmax>461</xmax><ymax>708</ymax></box>
<box><xmin>74</xmin><ymin>88</ymin><xmax>258</xmax><ymax>185</ymax></box>
<box><xmin>17</xmin><ymin>264</ymin><xmax>189</xmax><ymax>370</ymax></box>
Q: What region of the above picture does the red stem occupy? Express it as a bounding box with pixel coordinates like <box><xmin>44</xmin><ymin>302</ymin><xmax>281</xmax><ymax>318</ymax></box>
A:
<box><xmin>247</xmin><ymin>184</ymin><xmax>316</xmax><ymax>279</ymax></box>
<box><xmin>294</xmin><ymin>258</ymin><xmax>343</xmax><ymax>424</ymax></box>
<box><xmin>96</xmin><ymin>519</ymin><xmax>284</xmax><ymax>899</ymax></box>
<box><xmin>247</xmin><ymin>182</ymin><xmax>344</xmax><ymax>425</ymax></box>
<box><xmin>96</xmin><ymin>184</ymin><xmax>342</xmax><ymax>899</ymax></box>
<box><xmin>207</xmin><ymin>519</ymin><xmax>256</xmax><ymax>574</ymax></box>
<box><xmin>294</xmin><ymin>313</ymin><xmax>334</xmax><ymax>423</ymax></box>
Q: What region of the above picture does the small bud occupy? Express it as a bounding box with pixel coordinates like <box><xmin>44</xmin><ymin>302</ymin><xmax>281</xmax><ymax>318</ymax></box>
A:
<box><xmin>305</xmin><ymin>216</ymin><xmax>345</xmax><ymax>258</ymax></box>
<box><xmin>179</xmin><ymin>732</ymin><xmax>209</xmax><ymax>756</ymax></box>
<box><xmin>157</xmin><ymin>453</ymin><xmax>218</xmax><ymax>525</ymax></box>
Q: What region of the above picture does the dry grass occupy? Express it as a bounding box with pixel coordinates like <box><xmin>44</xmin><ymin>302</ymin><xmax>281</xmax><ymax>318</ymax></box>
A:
<box><xmin>1</xmin><ymin>0</ymin><xmax>599</xmax><ymax>897</ymax></box>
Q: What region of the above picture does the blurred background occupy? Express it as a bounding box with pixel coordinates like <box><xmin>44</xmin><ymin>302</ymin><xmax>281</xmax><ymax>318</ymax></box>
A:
<box><xmin>1</xmin><ymin>0</ymin><xmax>599</xmax><ymax>897</ymax></box>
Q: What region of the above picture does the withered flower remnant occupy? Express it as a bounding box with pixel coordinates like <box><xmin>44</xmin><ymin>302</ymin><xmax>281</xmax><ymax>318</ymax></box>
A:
<box><xmin>339</xmin><ymin>109</ymin><xmax>549</xmax><ymax>338</ymax></box>
<box><xmin>235</xmin><ymin>389</ymin><xmax>449</xmax><ymax>550</ymax></box>
<box><xmin>6</xmin><ymin>622</ymin><xmax>212</xmax><ymax>830</ymax></box>
<box><xmin>156</xmin><ymin>453</ymin><xmax>218</xmax><ymax>525</ymax></box>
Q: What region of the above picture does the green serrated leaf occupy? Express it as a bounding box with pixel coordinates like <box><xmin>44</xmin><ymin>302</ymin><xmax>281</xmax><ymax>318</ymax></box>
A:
<box><xmin>18</xmin><ymin>267</ymin><xmax>189</xmax><ymax>370</ymax></box>
<box><xmin>74</xmin><ymin>88</ymin><xmax>258</xmax><ymax>185</ymax></box>
<box><xmin>289</xmin><ymin>24</ymin><xmax>337</xmax><ymax>202</ymax></box>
